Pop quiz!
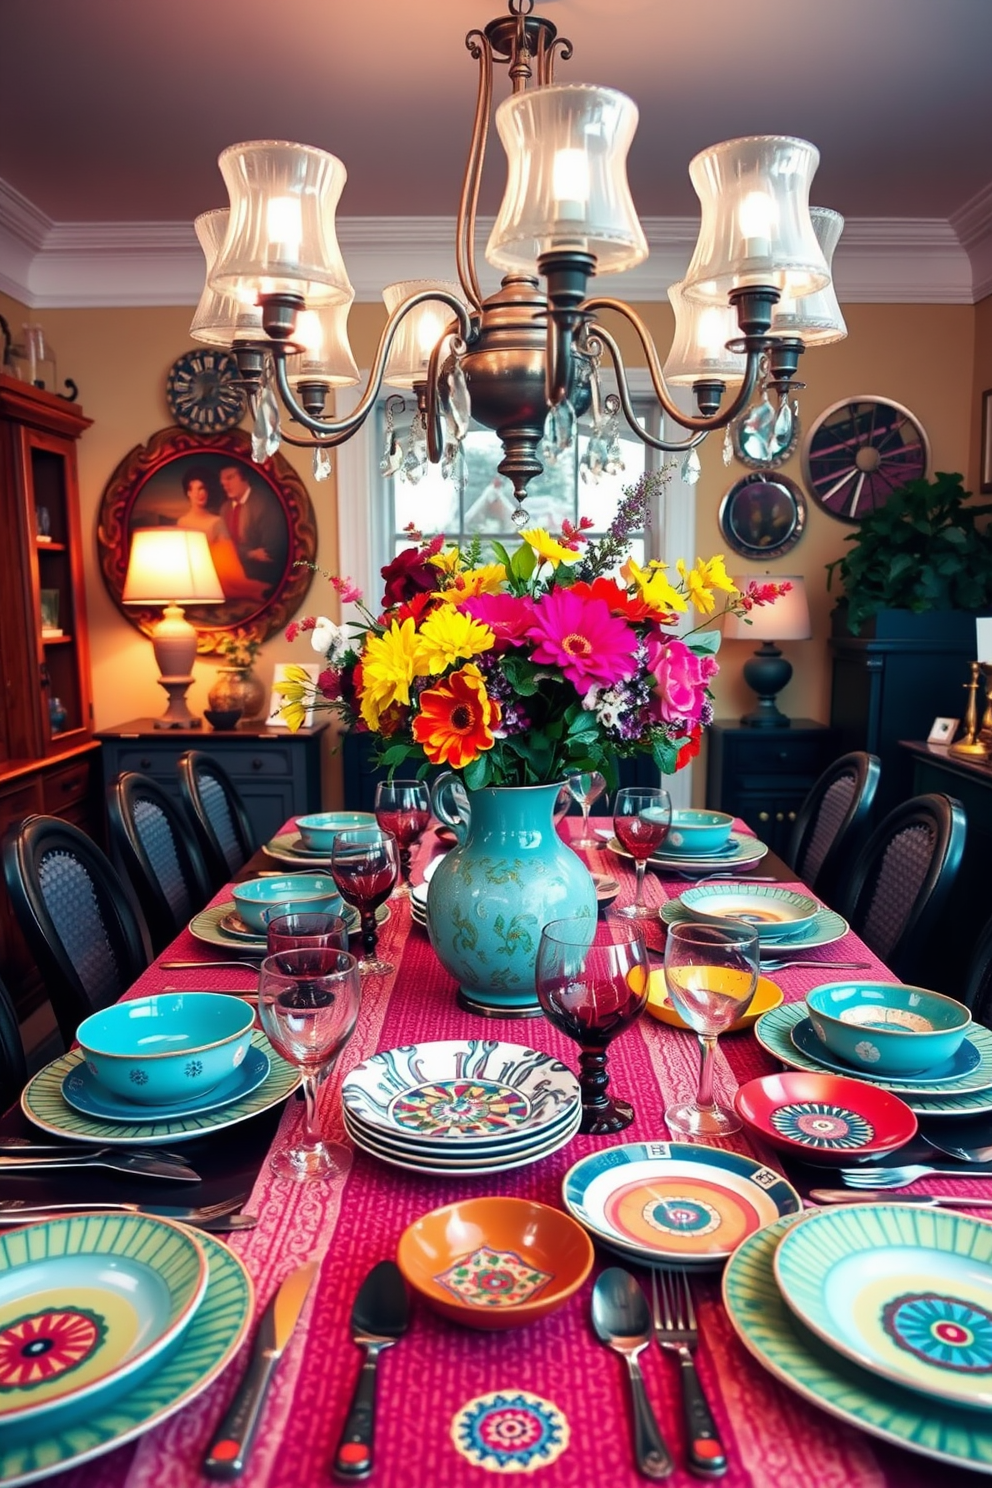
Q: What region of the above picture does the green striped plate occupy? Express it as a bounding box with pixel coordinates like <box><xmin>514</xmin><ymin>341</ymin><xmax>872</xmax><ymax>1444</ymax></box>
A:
<box><xmin>21</xmin><ymin>1028</ymin><xmax>300</xmax><ymax>1145</ymax></box>
<box><xmin>755</xmin><ymin>1002</ymin><xmax>992</xmax><ymax>1115</ymax></box>
<box><xmin>662</xmin><ymin>901</ymin><xmax>849</xmax><ymax>954</ymax></box>
<box><xmin>722</xmin><ymin>1213</ymin><xmax>992</xmax><ymax>1475</ymax></box>
<box><xmin>0</xmin><ymin>1228</ymin><xmax>252</xmax><ymax>1486</ymax></box>
<box><xmin>190</xmin><ymin>899</ymin><xmax>382</xmax><ymax>954</ymax></box>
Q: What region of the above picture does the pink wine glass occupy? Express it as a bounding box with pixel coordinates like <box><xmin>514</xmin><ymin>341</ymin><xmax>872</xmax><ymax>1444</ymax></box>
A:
<box><xmin>374</xmin><ymin>779</ymin><xmax>430</xmax><ymax>897</ymax></box>
<box><xmin>331</xmin><ymin>827</ymin><xmax>399</xmax><ymax>975</ymax></box>
<box><xmin>613</xmin><ymin>786</ymin><xmax>672</xmax><ymax>917</ymax></box>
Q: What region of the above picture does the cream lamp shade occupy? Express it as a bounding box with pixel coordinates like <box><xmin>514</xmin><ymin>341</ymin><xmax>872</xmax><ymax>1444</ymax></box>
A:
<box><xmin>122</xmin><ymin>529</ymin><xmax>224</xmax><ymax>729</ymax></box>
<box><xmin>723</xmin><ymin>575</ymin><xmax>811</xmax><ymax>728</ymax></box>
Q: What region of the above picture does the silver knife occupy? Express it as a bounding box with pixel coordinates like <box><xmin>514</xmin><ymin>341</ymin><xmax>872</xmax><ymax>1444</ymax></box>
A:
<box><xmin>203</xmin><ymin>1259</ymin><xmax>319</xmax><ymax>1478</ymax></box>
<box><xmin>0</xmin><ymin>1150</ymin><xmax>200</xmax><ymax>1181</ymax></box>
<box><xmin>810</xmin><ymin>1190</ymin><xmax>992</xmax><ymax>1208</ymax></box>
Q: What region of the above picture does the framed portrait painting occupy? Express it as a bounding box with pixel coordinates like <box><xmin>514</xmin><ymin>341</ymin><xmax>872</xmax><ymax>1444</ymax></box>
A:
<box><xmin>97</xmin><ymin>426</ymin><xmax>317</xmax><ymax>652</ymax></box>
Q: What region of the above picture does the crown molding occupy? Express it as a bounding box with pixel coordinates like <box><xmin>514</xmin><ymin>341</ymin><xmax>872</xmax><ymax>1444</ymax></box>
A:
<box><xmin>0</xmin><ymin>176</ymin><xmax>982</xmax><ymax>308</ymax></box>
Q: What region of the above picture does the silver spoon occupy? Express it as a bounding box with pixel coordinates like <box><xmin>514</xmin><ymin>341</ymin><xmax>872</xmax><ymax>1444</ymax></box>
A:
<box><xmin>592</xmin><ymin>1268</ymin><xmax>673</xmax><ymax>1479</ymax></box>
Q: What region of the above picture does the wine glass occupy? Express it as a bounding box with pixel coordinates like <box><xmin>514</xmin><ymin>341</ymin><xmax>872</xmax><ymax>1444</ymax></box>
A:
<box><xmin>566</xmin><ymin>770</ymin><xmax>607</xmax><ymax>848</ymax></box>
<box><xmin>265</xmin><ymin>911</ymin><xmax>348</xmax><ymax>956</ymax></box>
<box><xmin>535</xmin><ymin>918</ymin><xmax>650</xmax><ymax>1134</ymax></box>
<box><xmin>374</xmin><ymin>779</ymin><xmax>430</xmax><ymax>896</ymax></box>
<box><xmin>613</xmin><ymin>786</ymin><xmax>672</xmax><ymax>917</ymax></box>
<box><xmin>331</xmin><ymin>827</ymin><xmax>399</xmax><ymax>975</ymax></box>
<box><xmin>258</xmin><ymin>948</ymin><xmax>361</xmax><ymax>1181</ymax></box>
<box><xmin>663</xmin><ymin>921</ymin><xmax>760</xmax><ymax>1137</ymax></box>
<box><xmin>554</xmin><ymin>784</ymin><xmax>572</xmax><ymax>827</ymax></box>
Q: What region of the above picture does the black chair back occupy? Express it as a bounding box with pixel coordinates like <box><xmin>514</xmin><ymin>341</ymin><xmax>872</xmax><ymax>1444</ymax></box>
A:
<box><xmin>107</xmin><ymin>772</ymin><xmax>213</xmax><ymax>954</ymax></box>
<box><xmin>177</xmin><ymin>750</ymin><xmax>257</xmax><ymax>889</ymax></box>
<box><xmin>837</xmin><ymin>792</ymin><xmax>966</xmax><ymax>984</ymax></box>
<box><xmin>0</xmin><ymin>973</ymin><xmax>27</xmax><ymax>1107</ymax></box>
<box><xmin>786</xmin><ymin>750</ymin><xmax>881</xmax><ymax>907</ymax></box>
<box><xmin>961</xmin><ymin>914</ymin><xmax>992</xmax><ymax>1028</ymax></box>
<box><xmin>2</xmin><ymin>815</ymin><xmax>151</xmax><ymax>1045</ymax></box>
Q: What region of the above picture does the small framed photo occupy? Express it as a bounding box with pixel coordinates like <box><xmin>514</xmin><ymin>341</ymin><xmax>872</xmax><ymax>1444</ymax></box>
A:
<box><xmin>928</xmin><ymin>716</ymin><xmax>959</xmax><ymax>745</ymax></box>
<box><xmin>983</xmin><ymin>390</ymin><xmax>992</xmax><ymax>494</ymax></box>
<box><xmin>39</xmin><ymin>588</ymin><xmax>61</xmax><ymax>635</ymax></box>
<box><xmin>266</xmin><ymin>662</ymin><xmax>320</xmax><ymax>729</ymax></box>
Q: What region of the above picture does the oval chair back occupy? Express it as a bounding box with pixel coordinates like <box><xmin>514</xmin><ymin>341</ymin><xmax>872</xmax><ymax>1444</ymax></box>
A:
<box><xmin>0</xmin><ymin>973</ymin><xmax>27</xmax><ymax>1108</ymax></box>
<box><xmin>785</xmin><ymin>750</ymin><xmax>880</xmax><ymax>908</ymax></box>
<box><xmin>176</xmin><ymin>750</ymin><xmax>257</xmax><ymax>891</ymax></box>
<box><xmin>107</xmin><ymin>771</ymin><xmax>213</xmax><ymax>955</ymax></box>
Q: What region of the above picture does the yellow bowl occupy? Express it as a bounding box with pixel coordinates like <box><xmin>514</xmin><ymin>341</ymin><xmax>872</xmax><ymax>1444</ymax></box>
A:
<box><xmin>646</xmin><ymin>970</ymin><xmax>783</xmax><ymax>1032</ymax></box>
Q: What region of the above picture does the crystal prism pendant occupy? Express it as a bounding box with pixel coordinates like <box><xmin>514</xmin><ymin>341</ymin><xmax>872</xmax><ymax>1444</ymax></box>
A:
<box><xmin>773</xmin><ymin>396</ymin><xmax>794</xmax><ymax>449</ymax></box>
<box><xmin>313</xmin><ymin>446</ymin><xmax>332</xmax><ymax>482</ymax></box>
<box><xmin>380</xmin><ymin>434</ymin><xmax>403</xmax><ymax>477</ymax></box>
<box><xmin>736</xmin><ymin>393</ymin><xmax>777</xmax><ymax>464</ymax></box>
<box><xmin>511</xmin><ymin>504</ymin><xmax>530</xmax><ymax>528</ymax></box>
<box><xmin>444</xmin><ymin>358</ymin><xmax>472</xmax><ymax>441</ymax></box>
<box><xmin>681</xmin><ymin>447</ymin><xmax>702</xmax><ymax>486</ymax></box>
<box><xmin>252</xmin><ymin>383</ymin><xmax>281</xmax><ymax>462</ymax></box>
<box><xmin>723</xmin><ymin>426</ymin><xmax>734</xmax><ymax>466</ymax></box>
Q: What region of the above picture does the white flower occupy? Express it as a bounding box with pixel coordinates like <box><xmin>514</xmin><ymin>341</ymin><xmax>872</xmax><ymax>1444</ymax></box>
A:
<box><xmin>311</xmin><ymin>616</ymin><xmax>344</xmax><ymax>659</ymax></box>
<box><xmin>582</xmin><ymin>686</ymin><xmax>602</xmax><ymax>712</ymax></box>
<box><xmin>854</xmin><ymin>1040</ymin><xmax>881</xmax><ymax>1064</ymax></box>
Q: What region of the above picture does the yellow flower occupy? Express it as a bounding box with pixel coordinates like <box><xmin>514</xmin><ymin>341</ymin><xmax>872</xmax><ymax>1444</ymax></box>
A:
<box><xmin>677</xmin><ymin>555</ymin><xmax>739</xmax><ymax>614</ymax></box>
<box><xmin>414</xmin><ymin>607</ymin><xmax>494</xmax><ymax>675</ymax></box>
<box><xmin>621</xmin><ymin>556</ymin><xmax>687</xmax><ymax>615</ymax></box>
<box><xmin>428</xmin><ymin>545</ymin><xmax>464</xmax><ymax>576</ymax></box>
<box><xmin>359</xmin><ymin>617</ymin><xmax>424</xmax><ymax>731</ymax></box>
<box><xmin>520</xmin><ymin>528</ymin><xmax>581</xmax><ymax>568</ymax></box>
<box><xmin>273</xmin><ymin>664</ymin><xmax>315</xmax><ymax>732</ymax></box>
<box><xmin>435</xmin><ymin>563</ymin><xmax>507</xmax><ymax>603</ymax></box>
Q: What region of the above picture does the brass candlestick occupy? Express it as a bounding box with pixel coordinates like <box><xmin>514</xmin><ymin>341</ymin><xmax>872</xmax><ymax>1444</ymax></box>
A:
<box><xmin>950</xmin><ymin>661</ymin><xmax>990</xmax><ymax>758</ymax></box>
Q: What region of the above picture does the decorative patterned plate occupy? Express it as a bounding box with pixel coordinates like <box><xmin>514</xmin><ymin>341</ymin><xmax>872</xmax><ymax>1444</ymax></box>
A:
<box><xmin>676</xmin><ymin>884</ymin><xmax>820</xmax><ymax>939</ymax></box>
<box><xmin>342</xmin><ymin>1041</ymin><xmax>580</xmax><ymax>1148</ymax></box>
<box><xmin>0</xmin><ymin>1214</ymin><xmax>207</xmax><ymax>1438</ymax></box>
<box><xmin>61</xmin><ymin>1044</ymin><xmax>270</xmax><ymax>1123</ymax></box>
<box><xmin>755</xmin><ymin>1003</ymin><xmax>992</xmax><ymax>1113</ymax></box>
<box><xmin>345</xmin><ymin>1105</ymin><xmax>582</xmax><ymax>1177</ymax></box>
<box><xmin>562</xmin><ymin>1142</ymin><xmax>802</xmax><ymax>1263</ymax></box>
<box><xmin>343</xmin><ymin>1100</ymin><xmax>579</xmax><ymax>1164</ymax></box>
<box><xmin>774</xmin><ymin>1204</ymin><xmax>992</xmax><ymax>1410</ymax></box>
<box><xmin>22</xmin><ymin>1030</ymin><xmax>300</xmax><ymax>1145</ymax></box>
<box><xmin>734</xmin><ymin>1071</ymin><xmax>918</xmax><ymax>1163</ymax></box>
<box><xmin>0</xmin><ymin>1229</ymin><xmax>251</xmax><ymax>1487</ymax></box>
<box><xmin>661</xmin><ymin>901</ymin><xmax>849</xmax><ymax>954</ymax></box>
<box><xmin>791</xmin><ymin>1016</ymin><xmax>988</xmax><ymax>1092</ymax></box>
<box><xmin>646</xmin><ymin>972</ymin><xmax>783</xmax><ymax>1031</ymax></box>
<box><xmin>262</xmin><ymin>833</ymin><xmax>333</xmax><ymax>865</ymax></box>
<box><xmin>608</xmin><ymin>835</ymin><xmax>769</xmax><ymax>873</ymax></box>
<box><xmin>189</xmin><ymin>899</ymin><xmax>372</xmax><ymax>951</ymax></box>
<box><xmin>722</xmin><ymin>1214</ymin><xmax>992</xmax><ymax>1477</ymax></box>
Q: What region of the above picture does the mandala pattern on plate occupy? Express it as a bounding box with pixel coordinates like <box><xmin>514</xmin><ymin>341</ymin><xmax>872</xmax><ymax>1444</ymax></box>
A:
<box><xmin>436</xmin><ymin>1248</ymin><xmax>552</xmax><ymax>1308</ymax></box>
<box><xmin>0</xmin><ymin>1307</ymin><xmax>106</xmax><ymax>1390</ymax></box>
<box><xmin>451</xmin><ymin>1390</ymin><xmax>569</xmax><ymax>1473</ymax></box>
<box><xmin>391</xmin><ymin>1080</ymin><xmax>530</xmax><ymax>1137</ymax></box>
<box><xmin>882</xmin><ymin>1293</ymin><xmax>992</xmax><ymax>1373</ymax></box>
<box><xmin>770</xmin><ymin>1100</ymin><xmax>874</xmax><ymax>1149</ymax></box>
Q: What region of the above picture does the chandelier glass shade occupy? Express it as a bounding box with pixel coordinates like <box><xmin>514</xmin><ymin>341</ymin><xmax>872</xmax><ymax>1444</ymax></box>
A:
<box><xmin>663</xmin><ymin>283</ymin><xmax>746</xmax><ymax>388</ymax></box>
<box><xmin>769</xmin><ymin>207</ymin><xmax>848</xmax><ymax>346</ymax></box>
<box><xmin>189</xmin><ymin>209</ymin><xmax>265</xmax><ymax>347</ymax></box>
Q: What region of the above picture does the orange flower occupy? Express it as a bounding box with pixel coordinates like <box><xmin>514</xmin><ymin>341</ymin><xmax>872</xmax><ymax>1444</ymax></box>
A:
<box><xmin>411</xmin><ymin>664</ymin><xmax>501</xmax><ymax>769</ymax></box>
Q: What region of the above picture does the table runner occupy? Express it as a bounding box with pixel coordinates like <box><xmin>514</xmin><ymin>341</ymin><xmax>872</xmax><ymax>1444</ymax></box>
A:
<box><xmin>47</xmin><ymin>824</ymin><xmax>992</xmax><ymax>1488</ymax></box>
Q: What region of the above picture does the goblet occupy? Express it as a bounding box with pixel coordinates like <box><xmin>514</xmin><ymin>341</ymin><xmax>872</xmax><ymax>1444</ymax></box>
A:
<box><xmin>535</xmin><ymin>918</ymin><xmax>650</xmax><ymax>1134</ymax></box>
<box><xmin>265</xmin><ymin>911</ymin><xmax>348</xmax><ymax>957</ymax></box>
<box><xmin>613</xmin><ymin>786</ymin><xmax>672</xmax><ymax>917</ymax></box>
<box><xmin>257</xmin><ymin>948</ymin><xmax>361</xmax><ymax>1181</ymax></box>
<box><xmin>374</xmin><ymin>779</ymin><xmax>431</xmax><ymax>896</ymax></box>
<box><xmin>331</xmin><ymin>827</ymin><xmax>399</xmax><ymax>975</ymax></box>
<box><xmin>566</xmin><ymin>770</ymin><xmax>607</xmax><ymax>848</ymax></box>
<box><xmin>663</xmin><ymin>921</ymin><xmax>760</xmax><ymax>1137</ymax></box>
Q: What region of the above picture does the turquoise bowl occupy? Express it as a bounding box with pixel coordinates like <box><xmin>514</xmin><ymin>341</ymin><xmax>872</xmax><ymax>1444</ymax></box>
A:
<box><xmin>296</xmin><ymin>811</ymin><xmax>375</xmax><ymax>852</ymax></box>
<box><xmin>666</xmin><ymin>809</ymin><xmax>734</xmax><ymax>855</ymax></box>
<box><xmin>806</xmin><ymin>982</ymin><xmax>972</xmax><ymax>1076</ymax></box>
<box><xmin>231</xmin><ymin>873</ymin><xmax>344</xmax><ymax>933</ymax></box>
<box><xmin>76</xmin><ymin>993</ymin><xmax>255</xmax><ymax>1105</ymax></box>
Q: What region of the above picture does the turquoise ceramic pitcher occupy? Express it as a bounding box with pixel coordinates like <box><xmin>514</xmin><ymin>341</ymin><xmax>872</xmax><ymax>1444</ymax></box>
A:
<box><xmin>426</xmin><ymin>777</ymin><xmax>597</xmax><ymax>1016</ymax></box>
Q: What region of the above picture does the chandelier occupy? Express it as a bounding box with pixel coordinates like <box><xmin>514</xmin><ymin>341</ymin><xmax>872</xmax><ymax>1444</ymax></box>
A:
<box><xmin>190</xmin><ymin>0</ymin><xmax>846</xmax><ymax>516</ymax></box>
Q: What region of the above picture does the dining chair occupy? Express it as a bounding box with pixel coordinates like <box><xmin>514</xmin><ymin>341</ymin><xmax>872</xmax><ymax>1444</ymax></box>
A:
<box><xmin>837</xmin><ymin>792</ymin><xmax>966</xmax><ymax>984</ymax></box>
<box><xmin>0</xmin><ymin>972</ymin><xmax>27</xmax><ymax>1107</ymax></box>
<box><xmin>961</xmin><ymin>913</ymin><xmax>992</xmax><ymax>1028</ymax></box>
<box><xmin>785</xmin><ymin>750</ymin><xmax>881</xmax><ymax>908</ymax></box>
<box><xmin>2</xmin><ymin>814</ymin><xmax>152</xmax><ymax>1046</ymax></box>
<box><xmin>177</xmin><ymin>750</ymin><xmax>257</xmax><ymax>890</ymax></box>
<box><xmin>106</xmin><ymin>771</ymin><xmax>213</xmax><ymax>954</ymax></box>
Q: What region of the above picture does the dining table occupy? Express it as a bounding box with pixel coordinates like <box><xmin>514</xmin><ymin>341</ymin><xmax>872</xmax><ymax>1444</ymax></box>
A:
<box><xmin>2</xmin><ymin>815</ymin><xmax>991</xmax><ymax>1488</ymax></box>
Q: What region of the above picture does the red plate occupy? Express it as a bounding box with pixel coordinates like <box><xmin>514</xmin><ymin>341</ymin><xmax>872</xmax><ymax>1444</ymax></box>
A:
<box><xmin>734</xmin><ymin>1070</ymin><xmax>917</xmax><ymax>1165</ymax></box>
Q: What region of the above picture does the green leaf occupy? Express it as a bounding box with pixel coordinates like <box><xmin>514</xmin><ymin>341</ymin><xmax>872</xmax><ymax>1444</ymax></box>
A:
<box><xmin>652</xmin><ymin>735</ymin><xmax>680</xmax><ymax>775</ymax></box>
<box><xmin>463</xmin><ymin>754</ymin><xmax>491</xmax><ymax>791</ymax></box>
<box><xmin>688</xmin><ymin>630</ymin><xmax>722</xmax><ymax>655</ymax></box>
<box><xmin>510</xmin><ymin>543</ymin><xmax>537</xmax><ymax>582</ymax></box>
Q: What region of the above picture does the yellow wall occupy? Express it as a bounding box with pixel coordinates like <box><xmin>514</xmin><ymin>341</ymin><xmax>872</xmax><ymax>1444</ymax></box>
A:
<box><xmin>0</xmin><ymin>288</ymin><xmax>979</xmax><ymax>803</ymax></box>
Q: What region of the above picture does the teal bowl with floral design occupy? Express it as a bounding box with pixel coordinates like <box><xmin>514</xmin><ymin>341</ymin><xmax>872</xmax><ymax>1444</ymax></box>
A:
<box><xmin>76</xmin><ymin>993</ymin><xmax>255</xmax><ymax>1105</ymax></box>
<box><xmin>805</xmin><ymin>982</ymin><xmax>971</xmax><ymax>1076</ymax></box>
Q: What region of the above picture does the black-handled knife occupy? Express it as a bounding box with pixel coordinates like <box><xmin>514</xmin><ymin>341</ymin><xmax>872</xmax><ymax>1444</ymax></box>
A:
<box><xmin>203</xmin><ymin>1259</ymin><xmax>319</xmax><ymax>1479</ymax></box>
<box><xmin>333</xmin><ymin>1260</ymin><xmax>410</xmax><ymax>1480</ymax></box>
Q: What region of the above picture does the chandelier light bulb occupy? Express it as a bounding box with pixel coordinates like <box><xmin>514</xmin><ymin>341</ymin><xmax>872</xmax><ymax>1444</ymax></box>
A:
<box><xmin>295</xmin><ymin>310</ymin><xmax>324</xmax><ymax>357</ymax></box>
<box><xmin>553</xmin><ymin>147</ymin><xmax>591</xmax><ymax>220</ymax></box>
<box><xmin>738</xmin><ymin>190</ymin><xmax>777</xmax><ymax>261</ymax></box>
<box><xmin>265</xmin><ymin>196</ymin><xmax>304</xmax><ymax>262</ymax></box>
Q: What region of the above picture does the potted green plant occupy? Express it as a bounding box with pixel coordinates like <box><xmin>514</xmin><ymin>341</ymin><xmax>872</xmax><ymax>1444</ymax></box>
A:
<box><xmin>826</xmin><ymin>472</ymin><xmax>992</xmax><ymax>636</ymax></box>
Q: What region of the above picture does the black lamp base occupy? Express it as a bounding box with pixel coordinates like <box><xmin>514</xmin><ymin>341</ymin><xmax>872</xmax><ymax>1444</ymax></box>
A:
<box><xmin>741</xmin><ymin>642</ymin><xmax>793</xmax><ymax>729</ymax></box>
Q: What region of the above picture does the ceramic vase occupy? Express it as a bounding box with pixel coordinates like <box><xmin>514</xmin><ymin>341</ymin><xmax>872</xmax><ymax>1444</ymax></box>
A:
<box><xmin>426</xmin><ymin>780</ymin><xmax>597</xmax><ymax>1017</ymax></box>
<box><xmin>208</xmin><ymin>667</ymin><xmax>266</xmax><ymax>720</ymax></box>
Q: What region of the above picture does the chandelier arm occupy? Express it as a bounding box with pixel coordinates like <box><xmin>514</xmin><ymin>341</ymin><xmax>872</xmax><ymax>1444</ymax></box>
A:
<box><xmin>582</xmin><ymin>320</ymin><xmax>731</xmax><ymax>452</ymax></box>
<box><xmin>584</xmin><ymin>299</ymin><xmax>764</xmax><ymax>433</ymax></box>
<box><xmin>269</xmin><ymin>290</ymin><xmax>473</xmax><ymax>443</ymax></box>
<box><xmin>457</xmin><ymin>30</ymin><xmax>494</xmax><ymax>313</ymax></box>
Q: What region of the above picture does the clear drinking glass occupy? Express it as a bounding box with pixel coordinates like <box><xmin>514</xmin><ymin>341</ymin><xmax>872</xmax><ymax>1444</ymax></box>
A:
<box><xmin>663</xmin><ymin>921</ymin><xmax>760</xmax><ymax>1137</ymax></box>
<box><xmin>535</xmin><ymin>917</ymin><xmax>650</xmax><ymax>1135</ymax></box>
<box><xmin>613</xmin><ymin>786</ymin><xmax>672</xmax><ymax>916</ymax></box>
<box><xmin>258</xmin><ymin>948</ymin><xmax>361</xmax><ymax>1181</ymax></box>
<box><xmin>265</xmin><ymin>911</ymin><xmax>348</xmax><ymax>956</ymax></box>
<box><xmin>566</xmin><ymin>770</ymin><xmax>607</xmax><ymax>848</ymax></box>
<box><xmin>374</xmin><ymin>779</ymin><xmax>430</xmax><ymax>897</ymax></box>
<box><xmin>331</xmin><ymin>827</ymin><xmax>399</xmax><ymax>975</ymax></box>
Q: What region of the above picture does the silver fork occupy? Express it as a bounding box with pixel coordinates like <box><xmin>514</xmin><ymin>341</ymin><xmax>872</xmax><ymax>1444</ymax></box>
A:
<box><xmin>840</xmin><ymin>1162</ymin><xmax>992</xmax><ymax>1189</ymax></box>
<box><xmin>0</xmin><ymin>1196</ymin><xmax>256</xmax><ymax>1231</ymax></box>
<box><xmin>650</xmin><ymin>1268</ymin><xmax>727</xmax><ymax>1478</ymax></box>
<box><xmin>759</xmin><ymin>958</ymin><xmax>871</xmax><ymax>973</ymax></box>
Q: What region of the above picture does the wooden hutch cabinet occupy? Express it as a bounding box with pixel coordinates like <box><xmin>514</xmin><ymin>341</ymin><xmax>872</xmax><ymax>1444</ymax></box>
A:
<box><xmin>0</xmin><ymin>374</ymin><xmax>101</xmax><ymax>1020</ymax></box>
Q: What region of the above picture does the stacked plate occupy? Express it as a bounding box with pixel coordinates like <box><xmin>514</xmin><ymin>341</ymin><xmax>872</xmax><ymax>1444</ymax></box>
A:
<box><xmin>188</xmin><ymin>898</ymin><xmax>384</xmax><ymax>956</ymax></box>
<box><xmin>0</xmin><ymin>1213</ymin><xmax>251</xmax><ymax>1486</ymax></box>
<box><xmin>608</xmin><ymin>832</ymin><xmax>769</xmax><ymax>875</ymax></box>
<box><xmin>342</xmin><ymin>1039</ymin><xmax>582</xmax><ymax>1176</ymax></box>
<box><xmin>755</xmin><ymin>1002</ymin><xmax>992</xmax><ymax>1118</ymax></box>
<box><xmin>723</xmin><ymin>1203</ymin><xmax>992</xmax><ymax>1475</ymax></box>
<box><xmin>662</xmin><ymin>885</ymin><xmax>850</xmax><ymax>957</ymax></box>
<box><xmin>562</xmin><ymin>1141</ymin><xmax>802</xmax><ymax>1272</ymax></box>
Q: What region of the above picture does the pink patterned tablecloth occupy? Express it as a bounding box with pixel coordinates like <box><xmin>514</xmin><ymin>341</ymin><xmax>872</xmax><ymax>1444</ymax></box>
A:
<box><xmin>57</xmin><ymin>822</ymin><xmax>992</xmax><ymax>1488</ymax></box>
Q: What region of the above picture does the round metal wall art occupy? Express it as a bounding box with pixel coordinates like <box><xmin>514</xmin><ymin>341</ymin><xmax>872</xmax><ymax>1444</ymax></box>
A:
<box><xmin>801</xmin><ymin>395</ymin><xmax>931</xmax><ymax>522</ymax></box>
<box><xmin>717</xmin><ymin>471</ymin><xmax>807</xmax><ymax>560</ymax></box>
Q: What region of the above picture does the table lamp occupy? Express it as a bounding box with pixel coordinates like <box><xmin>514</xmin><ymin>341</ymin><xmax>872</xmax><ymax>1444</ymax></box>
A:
<box><xmin>723</xmin><ymin>575</ymin><xmax>812</xmax><ymax>728</ymax></box>
<box><xmin>122</xmin><ymin>529</ymin><xmax>224</xmax><ymax>729</ymax></box>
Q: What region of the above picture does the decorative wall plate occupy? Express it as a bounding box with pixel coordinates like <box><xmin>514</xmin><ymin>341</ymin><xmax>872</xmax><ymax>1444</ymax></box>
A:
<box><xmin>717</xmin><ymin>472</ymin><xmax>807</xmax><ymax>559</ymax></box>
<box><xmin>165</xmin><ymin>349</ymin><xmax>245</xmax><ymax>433</ymax></box>
<box><xmin>802</xmin><ymin>396</ymin><xmax>930</xmax><ymax>521</ymax></box>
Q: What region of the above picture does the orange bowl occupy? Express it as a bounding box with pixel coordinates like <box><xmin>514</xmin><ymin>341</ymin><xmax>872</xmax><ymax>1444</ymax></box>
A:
<box><xmin>397</xmin><ymin>1197</ymin><xmax>595</xmax><ymax>1331</ymax></box>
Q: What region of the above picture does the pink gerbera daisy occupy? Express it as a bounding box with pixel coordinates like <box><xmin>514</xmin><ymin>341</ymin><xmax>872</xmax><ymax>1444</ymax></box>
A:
<box><xmin>462</xmin><ymin>593</ymin><xmax>534</xmax><ymax>650</ymax></box>
<box><xmin>525</xmin><ymin>589</ymin><xmax>638</xmax><ymax>693</ymax></box>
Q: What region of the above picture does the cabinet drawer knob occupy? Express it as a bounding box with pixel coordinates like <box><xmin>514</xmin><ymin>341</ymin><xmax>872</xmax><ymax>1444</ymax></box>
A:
<box><xmin>251</xmin><ymin>757</ymin><xmax>264</xmax><ymax>771</ymax></box>
<box><xmin>776</xmin><ymin>812</ymin><xmax>784</xmax><ymax>821</ymax></box>
<box><xmin>758</xmin><ymin>811</ymin><xmax>770</xmax><ymax>822</ymax></box>
<box><xmin>788</xmin><ymin>811</ymin><xmax>796</xmax><ymax>821</ymax></box>
<box><xmin>140</xmin><ymin>757</ymin><xmax>152</xmax><ymax>769</ymax></box>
